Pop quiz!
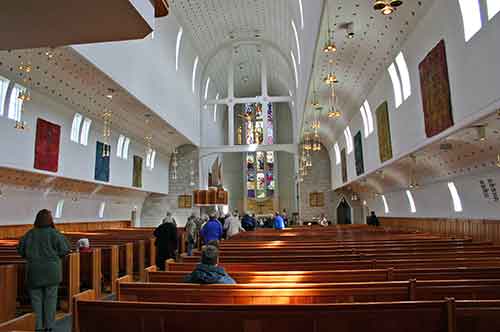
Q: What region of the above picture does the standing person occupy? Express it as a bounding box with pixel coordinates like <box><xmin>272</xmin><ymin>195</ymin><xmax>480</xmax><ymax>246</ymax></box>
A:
<box><xmin>224</xmin><ymin>212</ymin><xmax>245</xmax><ymax>239</ymax></box>
<box><xmin>184</xmin><ymin>213</ymin><xmax>199</xmax><ymax>256</ymax></box>
<box><xmin>273</xmin><ymin>212</ymin><xmax>285</xmax><ymax>230</ymax></box>
<box><xmin>17</xmin><ymin>209</ymin><xmax>71</xmax><ymax>332</ymax></box>
<box><xmin>367</xmin><ymin>211</ymin><xmax>380</xmax><ymax>227</ymax></box>
<box><xmin>200</xmin><ymin>213</ymin><xmax>223</xmax><ymax>244</ymax></box>
<box><xmin>153</xmin><ymin>212</ymin><xmax>178</xmax><ymax>271</ymax></box>
<box><xmin>282</xmin><ymin>209</ymin><xmax>289</xmax><ymax>227</ymax></box>
<box><xmin>241</xmin><ymin>213</ymin><xmax>256</xmax><ymax>231</ymax></box>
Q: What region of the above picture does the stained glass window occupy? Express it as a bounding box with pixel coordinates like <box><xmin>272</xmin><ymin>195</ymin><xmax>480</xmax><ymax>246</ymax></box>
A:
<box><xmin>247</xmin><ymin>151</ymin><xmax>275</xmax><ymax>199</ymax></box>
<box><xmin>245</xmin><ymin>103</ymin><xmax>275</xmax><ymax>200</ymax></box>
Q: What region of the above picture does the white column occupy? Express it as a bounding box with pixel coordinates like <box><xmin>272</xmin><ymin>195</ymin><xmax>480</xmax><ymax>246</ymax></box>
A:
<box><xmin>227</xmin><ymin>48</ymin><xmax>235</xmax><ymax>146</ymax></box>
<box><xmin>228</xmin><ymin>103</ymin><xmax>235</xmax><ymax>146</ymax></box>
<box><xmin>260</xmin><ymin>46</ymin><xmax>268</xmax><ymax>98</ymax></box>
<box><xmin>262</xmin><ymin>101</ymin><xmax>269</xmax><ymax>145</ymax></box>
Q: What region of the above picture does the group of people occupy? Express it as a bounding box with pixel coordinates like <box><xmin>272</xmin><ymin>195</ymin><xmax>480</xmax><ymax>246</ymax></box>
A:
<box><xmin>153</xmin><ymin>209</ymin><xmax>290</xmax><ymax>271</ymax></box>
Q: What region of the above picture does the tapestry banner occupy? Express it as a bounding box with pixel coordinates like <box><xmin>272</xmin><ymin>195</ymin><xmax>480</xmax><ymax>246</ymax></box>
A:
<box><xmin>376</xmin><ymin>101</ymin><xmax>393</xmax><ymax>163</ymax></box>
<box><xmin>34</xmin><ymin>118</ymin><xmax>60</xmax><ymax>173</ymax></box>
<box><xmin>419</xmin><ymin>39</ymin><xmax>453</xmax><ymax>137</ymax></box>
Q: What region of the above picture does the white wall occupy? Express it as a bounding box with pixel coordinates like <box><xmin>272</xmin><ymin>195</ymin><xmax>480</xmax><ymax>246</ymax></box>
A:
<box><xmin>333</xmin><ymin>0</ymin><xmax>500</xmax><ymax>200</ymax></box>
<box><xmin>0</xmin><ymin>86</ymin><xmax>167</xmax><ymax>225</ymax></box>
<box><xmin>73</xmin><ymin>14</ymin><xmax>202</xmax><ymax>146</ymax></box>
<box><xmin>365</xmin><ymin>171</ymin><xmax>500</xmax><ymax>220</ymax></box>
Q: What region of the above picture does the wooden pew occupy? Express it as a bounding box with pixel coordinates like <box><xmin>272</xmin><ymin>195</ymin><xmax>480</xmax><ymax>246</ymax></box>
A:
<box><xmin>146</xmin><ymin>266</ymin><xmax>500</xmax><ymax>284</ymax></box>
<box><xmin>182</xmin><ymin>249</ymin><xmax>500</xmax><ymax>263</ymax></box>
<box><xmin>76</xmin><ymin>299</ymin><xmax>500</xmax><ymax>332</ymax></box>
<box><xmin>0</xmin><ymin>313</ymin><xmax>35</xmax><ymax>332</ymax></box>
<box><xmin>117</xmin><ymin>279</ymin><xmax>500</xmax><ymax>304</ymax></box>
<box><xmin>0</xmin><ymin>264</ymin><xmax>17</xmax><ymax>323</ymax></box>
<box><xmin>168</xmin><ymin>257</ymin><xmax>500</xmax><ymax>272</ymax></box>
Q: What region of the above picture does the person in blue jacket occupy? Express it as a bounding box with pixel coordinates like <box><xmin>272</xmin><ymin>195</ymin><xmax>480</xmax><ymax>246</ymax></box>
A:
<box><xmin>184</xmin><ymin>245</ymin><xmax>236</xmax><ymax>284</ymax></box>
<box><xmin>274</xmin><ymin>212</ymin><xmax>285</xmax><ymax>230</ymax></box>
<box><xmin>200</xmin><ymin>213</ymin><xmax>223</xmax><ymax>244</ymax></box>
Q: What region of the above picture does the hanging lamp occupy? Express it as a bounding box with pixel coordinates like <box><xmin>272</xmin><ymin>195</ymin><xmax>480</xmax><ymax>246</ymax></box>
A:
<box><xmin>327</xmin><ymin>87</ymin><xmax>341</xmax><ymax>118</ymax></box>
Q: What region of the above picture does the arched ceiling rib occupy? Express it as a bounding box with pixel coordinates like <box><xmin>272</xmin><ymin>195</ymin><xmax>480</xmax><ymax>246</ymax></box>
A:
<box><xmin>171</xmin><ymin>0</ymin><xmax>297</xmax><ymax>98</ymax></box>
<box><xmin>303</xmin><ymin>0</ymin><xmax>435</xmax><ymax>144</ymax></box>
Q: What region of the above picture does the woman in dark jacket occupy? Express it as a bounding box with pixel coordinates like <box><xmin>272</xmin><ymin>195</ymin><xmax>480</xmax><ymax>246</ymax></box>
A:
<box><xmin>17</xmin><ymin>209</ymin><xmax>71</xmax><ymax>331</ymax></box>
<box><xmin>153</xmin><ymin>212</ymin><xmax>178</xmax><ymax>271</ymax></box>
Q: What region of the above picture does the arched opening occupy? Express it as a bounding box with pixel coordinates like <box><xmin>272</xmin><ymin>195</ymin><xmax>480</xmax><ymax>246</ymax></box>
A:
<box><xmin>337</xmin><ymin>197</ymin><xmax>352</xmax><ymax>225</ymax></box>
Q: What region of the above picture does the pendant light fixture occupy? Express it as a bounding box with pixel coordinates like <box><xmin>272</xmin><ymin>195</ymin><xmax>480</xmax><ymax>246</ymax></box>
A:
<box><xmin>327</xmin><ymin>87</ymin><xmax>341</xmax><ymax>118</ymax></box>
<box><xmin>322</xmin><ymin>1</ymin><xmax>337</xmax><ymax>53</ymax></box>
<box><xmin>373</xmin><ymin>1</ymin><xmax>403</xmax><ymax>15</ymax></box>
<box><xmin>304</xmin><ymin>131</ymin><xmax>312</xmax><ymax>151</ymax></box>
<box><xmin>323</xmin><ymin>59</ymin><xmax>338</xmax><ymax>85</ymax></box>
<box><xmin>311</xmin><ymin>80</ymin><xmax>321</xmax><ymax>110</ymax></box>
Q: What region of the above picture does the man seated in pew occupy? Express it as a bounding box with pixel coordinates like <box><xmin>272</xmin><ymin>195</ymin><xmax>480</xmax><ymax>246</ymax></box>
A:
<box><xmin>367</xmin><ymin>211</ymin><xmax>380</xmax><ymax>227</ymax></box>
<box><xmin>17</xmin><ymin>209</ymin><xmax>71</xmax><ymax>332</ymax></box>
<box><xmin>184</xmin><ymin>245</ymin><xmax>236</xmax><ymax>284</ymax></box>
<box><xmin>76</xmin><ymin>238</ymin><xmax>92</xmax><ymax>253</ymax></box>
<box><xmin>200</xmin><ymin>213</ymin><xmax>223</xmax><ymax>245</ymax></box>
<box><xmin>154</xmin><ymin>212</ymin><xmax>178</xmax><ymax>271</ymax></box>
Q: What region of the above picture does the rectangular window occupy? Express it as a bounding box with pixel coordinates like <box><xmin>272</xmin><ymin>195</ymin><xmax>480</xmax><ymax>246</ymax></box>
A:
<box><xmin>395</xmin><ymin>52</ymin><xmax>411</xmax><ymax>100</ymax></box>
<box><xmin>55</xmin><ymin>199</ymin><xmax>64</xmax><ymax>219</ymax></box>
<box><xmin>448</xmin><ymin>182</ymin><xmax>463</xmax><ymax>212</ymax></box>
<box><xmin>388</xmin><ymin>63</ymin><xmax>403</xmax><ymax>108</ymax></box>
<box><xmin>405</xmin><ymin>190</ymin><xmax>417</xmax><ymax>213</ymax></box>
<box><xmin>458</xmin><ymin>0</ymin><xmax>482</xmax><ymax>41</ymax></box>
<box><xmin>363</xmin><ymin>100</ymin><xmax>374</xmax><ymax>134</ymax></box>
<box><xmin>487</xmin><ymin>0</ymin><xmax>500</xmax><ymax>20</ymax></box>
<box><xmin>80</xmin><ymin>118</ymin><xmax>92</xmax><ymax>146</ymax></box>
<box><xmin>98</xmin><ymin>201</ymin><xmax>106</xmax><ymax>219</ymax></box>
<box><xmin>0</xmin><ymin>76</ymin><xmax>10</xmax><ymax>116</ymax></box>
<box><xmin>382</xmin><ymin>195</ymin><xmax>390</xmax><ymax>213</ymax></box>
<box><xmin>344</xmin><ymin>126</ymin><xmax>353</xmax><ymax>154</ymax></box>
<box><xmin>360</xmin><ymin>105</ymin><xmax>369</xmax><ymax>138</ymax></box>
<box><xmin>334</xmin><ymin>143</ymin><xmax>341</xmax><ymax>165</ymax></box>
<box><xmin>117</xmin><ymin>135</ymin><xmax>125</xmax><ymax>158</ymax></box>
<box><xmin>122</xmin><ymin>137</ymin><xmax>130</xmax><ymax>160</ymax></box>
<box><xmin>8</xmin><ymin>84</ymin><xmax>26</xmax><ymax>122</ymax></box>
<box><xmin>70</xmin><ymin>113</ymin><xmax>83</xmax><ymax>143</ymax></box>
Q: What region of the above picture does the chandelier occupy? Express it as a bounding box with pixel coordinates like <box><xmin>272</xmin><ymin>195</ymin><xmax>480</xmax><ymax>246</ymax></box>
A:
<box><xmin>171</xmin><ymin>149</ymin><xmax>178</xmax><ymax>180</ymax></box>
<box><xmin>327</xmin><ymin>87</ymin><xmax>341</xmax><ymax>118</ymax></box>
<box><xmin>311</xmin><ymin>119</ymin><xmax>321</xmax><ymax>129</ymax></box>
<box><xmin>373</xmin><ymin>1</ymin><xmax>403</xmax><ymax>15</ymax></box>
<box><xmin>323</xmin><ymin>29</ymin><xmax>337</xmax><ymax>53</ymax></box>
<box><xmin>306</xmin><ymin>149</ymin><xmax>313</xmax><ymax>167</ymax></box>
<box><xmin>323</xmin><ymin>60</ymin><xmax>338</xmax><ymax>85</ymax></box>
<box><xmin>312</xmin><ymin>130</ymin><xmax>321</xmax><ymax>152</ymax></box>
<box><xmin>311</xmin><ymin>84</ymin><xmax>321</xmax><ymax>110</ymax></box>
<box><xmin>303</xmin><ymin>131</ymin><xmax>312</xmax><ymax>151</ymax></box>
<box><xmin>322</xmin><ymin>1</ymin><xmax>336</xmax><ymax>53</ymax></box>
<box><xmin>101</xmin><ymin>109</ymin><xmax>112</xmax><ymax>157</ymax></box>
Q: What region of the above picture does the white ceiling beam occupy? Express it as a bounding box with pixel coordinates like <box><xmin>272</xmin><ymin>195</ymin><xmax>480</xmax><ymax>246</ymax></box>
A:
<box><xmin>200</xmin><ymin>144</ymin><xmax>298</xmax><ymax>158</ymax></box>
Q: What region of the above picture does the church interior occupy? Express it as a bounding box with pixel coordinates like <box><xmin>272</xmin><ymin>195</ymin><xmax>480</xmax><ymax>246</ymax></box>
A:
<box><xmin>1</xmin><ymin>0</ymin><xmax>500</xmax><ymax>331</ymax></box>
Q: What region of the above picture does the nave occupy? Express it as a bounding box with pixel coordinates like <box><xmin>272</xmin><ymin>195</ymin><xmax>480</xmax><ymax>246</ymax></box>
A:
<box><xmin>77</xmin><ymin>225</ymin><xmax>500</xmax><ymax>332</ymax></box>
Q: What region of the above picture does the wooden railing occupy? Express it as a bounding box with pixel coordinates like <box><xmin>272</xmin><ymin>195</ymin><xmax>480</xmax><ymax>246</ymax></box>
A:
<box><xmin>380</xmin><ymin>217</ymin><xmax>500</xmax><ymax>242</ymax></box>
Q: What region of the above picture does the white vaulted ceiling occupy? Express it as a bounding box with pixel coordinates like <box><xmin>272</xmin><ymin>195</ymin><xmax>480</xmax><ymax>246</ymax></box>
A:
<box><xmin>303</xmin><ymin>0</ymin><xmax>434</xmax><ymax>148</ymax></box>
<box><xmin>171</xmin><ymin>0</ymin><xmax>297</xmax><ymax>98</ymax></box>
